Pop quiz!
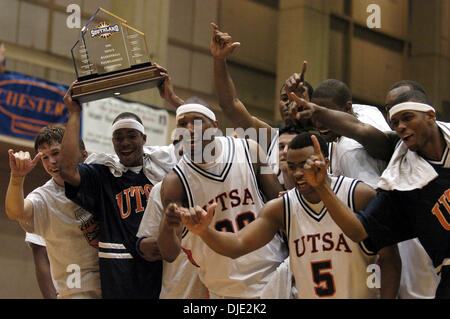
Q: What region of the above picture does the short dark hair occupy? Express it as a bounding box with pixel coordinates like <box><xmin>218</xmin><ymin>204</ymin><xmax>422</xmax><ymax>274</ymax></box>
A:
<box><xmin>392</xmin><ymin>90</ymin><xmax>432</xmax><ymax>107</ymax></box>
<box><xmin>312</xmin><ymin>79</ymin><xmax>352</xmax><ymax>108</ymax></box>
<box><xmin>34</xmin><ymin>126</ymin><xmax>85</xmax><ymax>152</ymax></box>
<box><xmin>288</xmin><ymin>132</ymin><xmax>328</xmax><ymax>158</ymax></box>
<box><xmin>279</xmin><ymin>125</ymin><xmax>305</xmax><ymax>136</ymax></box>
<box><xmin>389</xmin><ymin>80</ymin><xmax>427</xmax><ymax>95</ymax></box>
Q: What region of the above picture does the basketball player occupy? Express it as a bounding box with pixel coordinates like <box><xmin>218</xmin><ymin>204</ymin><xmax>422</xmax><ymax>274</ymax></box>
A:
<box><xmin>5</xmin><ymin>126</ymin><xmax>101</xmax><ymax>298</ymax></box>
<box><xmin>180</xmin><ymin>132</ymin><xmax>400</xmax><ymax>298</ymax></box>
<box><xmin>157</xmin><ymin>100</ymin><xmax>289</xmax><ymax>299</ymax></box>
<box><xmin>59</xmin><ymin>84</ymin><xmax>174</xmax><ymax>298</ymax></box>
<box><xmin>290</xmin><ymin>88</ymin><xmax>441</xmax><ymax>298</ymax></box>
<box><xmin>290</xmin><ymin>93</ymin><xmax>450</xmax><ymax>299</ymax></box>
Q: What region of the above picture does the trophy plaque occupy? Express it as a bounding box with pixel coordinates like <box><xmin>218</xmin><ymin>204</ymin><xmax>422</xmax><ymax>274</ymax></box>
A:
<box><xmin>70</xmin><ymin>8</ymin><xmax>164</xmax><ymax>103</ymax></box>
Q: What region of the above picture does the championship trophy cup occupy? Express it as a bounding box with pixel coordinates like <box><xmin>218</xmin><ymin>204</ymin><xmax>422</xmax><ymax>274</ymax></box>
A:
<box><xmin>70</xmin><ymin>8</ymin><xmax>164</xmax><ymax>103</ymax></box>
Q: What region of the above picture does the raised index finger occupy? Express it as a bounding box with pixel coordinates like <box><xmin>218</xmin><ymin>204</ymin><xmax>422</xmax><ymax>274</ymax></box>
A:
<box><xmin>299</xmin><ymin>61</ymin><xmax>307</xmax><ymax>83</ymax></box>
<box><xmin>210</xmin><ymin>22</ymin><xmax>219</xmax><ymax>30</ymax></box>
<box><xmin>311</xmin><ymin>135</ymin><xmax>325</xmax><ymax>162</ymax></box>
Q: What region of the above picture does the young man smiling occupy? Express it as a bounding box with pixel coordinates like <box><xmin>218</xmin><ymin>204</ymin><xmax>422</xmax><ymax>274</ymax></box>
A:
<box><xmin>5</xmin><ymin>126</ymin><xmax>101</xmax><ymax>299</ymax></box>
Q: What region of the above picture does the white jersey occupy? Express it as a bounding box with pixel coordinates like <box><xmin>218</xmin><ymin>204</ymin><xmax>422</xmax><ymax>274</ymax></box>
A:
<box><xmin>21</xmin><ymin>179</ymin><xmax>101</xmax><ymax>298</ymax></box>
<box><xmin>283</xmin><ymin>175</ymin><xmax>379</xmax><ymax>299</ymax></box>
<box><xmin>175</xmin><ymin>136</ymin><xmax>288</xmax><ymax>298</ymax></box>
<box><xmin>328</xmin><ymin>104</ymin><xmax>390</xmax><ymax>188</ymax></box>
<box><xmin>137</xmin><ymin>182</ymin><xmax>208</xmax><ymax>299</ymax></box>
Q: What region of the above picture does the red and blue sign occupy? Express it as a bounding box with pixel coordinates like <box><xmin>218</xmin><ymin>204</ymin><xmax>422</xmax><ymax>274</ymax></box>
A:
<box><xmin>0</xmin><ymin>72</ymin><xmax>69</xmax><ymax>140</ymax></box>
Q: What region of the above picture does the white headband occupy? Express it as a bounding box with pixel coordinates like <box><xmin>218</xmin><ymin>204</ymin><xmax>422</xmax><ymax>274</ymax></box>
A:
<box><xmin>176</xmin><ymin>103</ymin><xmax>216</xmax><ymax>122</ymax></box>
<box><xmin>111</xmin><ymin>118</ymin><xmax>145</xmax><ymax>134</ymax></box>
<box><xmin>389</xmin><ymin>102</ymin><xmax>435</xmax><ymax>120</ymax></box>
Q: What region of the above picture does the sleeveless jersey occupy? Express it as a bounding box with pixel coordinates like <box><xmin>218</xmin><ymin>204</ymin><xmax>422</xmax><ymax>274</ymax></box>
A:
<box><xmin>174</xmin><ymin>136</ymin><xmax>288</xmax><ymax>298</ymax></box>
<box><xmin>65</xmin><ymin>164</ymin><xmax>162</xmax><ymax>299</ymax></box>
<box><xmin>283</xmin><ymin>175</ymin><xmax>379</xmax><ymax>299</ymax></box>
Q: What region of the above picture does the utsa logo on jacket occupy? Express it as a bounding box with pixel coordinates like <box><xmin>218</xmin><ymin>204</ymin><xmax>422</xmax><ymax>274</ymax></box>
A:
<box><xmin>174</xmin><ymin>136</ymin><xmax>288</xmax><ymax>298</ymax></box>
<box><xmin>65</xmin><ymin>163</ymin><xmax>162</xmax><ymax>299</ymax></box>
<box><xmin>283</xmin><ymin>175</ymin><xmax>379</xmax><ymax>299</ymax></box>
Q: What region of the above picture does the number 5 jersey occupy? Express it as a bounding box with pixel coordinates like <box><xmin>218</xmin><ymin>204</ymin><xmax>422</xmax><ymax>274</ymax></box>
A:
<box><xmin>283</xmin><ymin>175</ymin><xmax>379</xmax><ymax>299</ymax></box>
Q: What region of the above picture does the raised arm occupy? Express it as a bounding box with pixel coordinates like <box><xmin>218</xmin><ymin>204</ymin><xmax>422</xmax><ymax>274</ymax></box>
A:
<box><xmin>289</xmin><ymin>93</ymin><xmax>398</xmax><ymax>162</ymax></box>
<box><xmin>304</xmin><ymin>135</ymin><xmax>369</xmax><ymax>242</ymax></box>
<box><xmin>154</xmin><ymin>63</ymin><xmax>184</xmax><ymax>109</ymax></box>
<box><xmin>247</xmin><ymin>139</ymin><xmax>283</xmax><ymax>200</ymax></box>
<box><xmin>180</xmin><ymin>197</ymin><xmax>284</xmax><ymax>259</ymax></box>
<box><xmin>210</xmin><ymin>23</ymin><xmax>274</xmax><ymax>143</ymax></box>
<box><xmin>5</xmin><ymin>149</ymin><xmax>42</xmax><ymax>223</ymax></box>
<box><xmin>59</xmin><ymin>82</ymin><xmax>82</xmax><ymax>186</ymax></box>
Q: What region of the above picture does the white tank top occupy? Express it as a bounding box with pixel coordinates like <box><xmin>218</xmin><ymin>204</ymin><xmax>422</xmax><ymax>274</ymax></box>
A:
<box><xmin>283</xmin><ymin>175</ymin><xmax>379</xmax><ymax>299</ymax></box>
<box><xmin>174</xmin><ymin>136</ymin><xmax>288</xmax><ymax>298</ymax></box>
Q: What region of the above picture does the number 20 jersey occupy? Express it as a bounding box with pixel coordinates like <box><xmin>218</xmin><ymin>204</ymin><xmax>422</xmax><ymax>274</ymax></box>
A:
<box><xmin>283</xmin><ymin>175</ymin><xmax>379</xmax><ymax>299</ymax></box>
<box><xmin>174</xmin><ymin>136</ymin><xmax>288</xmax><ymax>298</ymax></box>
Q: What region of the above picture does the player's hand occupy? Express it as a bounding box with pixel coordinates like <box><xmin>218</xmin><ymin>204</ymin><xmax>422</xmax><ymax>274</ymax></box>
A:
<box><xmin>63</xmin><ymin>81</ymin><xmax>82</xmax><ymax>114</ymax></box>
<box><xmin>8</xmin><ymin>149</ymin><xmax>42</xmax><ymax>177</ymax></box>
<box><xmin>154</xmin><ymin>63</ymin><xmax>171</xmax><ymax>99</ymax></box>
<box><xmin>163</xmin><ymin>203</ymin><xmax>183</xmax><ymax>230</ymax></box>
<box><xmin>180</xmin><ymin>203</ymin><xmax>217</xmax><ymax>236</ymax></box>
<box><xmin>285</xmin><ymin>61</ymin><xmax>308</xmax><ymax>99</ymax></box>
<box><xmin>303</xmin><ymin>135</ymin><xmax>329</xmax><ymax>188</ymax></box>
<box><xmin>210</xmin><ymin>22</ymin><xmax>240</xmax><ymax>60</ymax></box>
<box><xmin>288</xmin><ymin>92</ymin><xmax>319</xmax><ymax>121</ymax></box>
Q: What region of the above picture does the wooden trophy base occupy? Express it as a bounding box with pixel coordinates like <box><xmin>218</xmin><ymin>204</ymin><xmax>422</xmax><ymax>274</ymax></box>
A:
<box><xmin>71</xmin><ymin>64</ymin><xmax>165</xmax><ymax>104</ymax></box>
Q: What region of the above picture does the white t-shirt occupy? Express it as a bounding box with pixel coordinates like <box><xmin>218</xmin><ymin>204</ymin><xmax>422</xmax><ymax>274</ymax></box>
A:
<box><xmin>328</xmin><ymin>104</ymin><xmax>390</xmax><ymax>188</ymax></box>
<box><xmin>22</xmin><ymin>179</ymin><xmax>101</xmax><ymax>298</ymax></box>
<box><xmin>137</xmin><ymin>182</ymin><xmax>208</xmax><ymax>299</ymax></box>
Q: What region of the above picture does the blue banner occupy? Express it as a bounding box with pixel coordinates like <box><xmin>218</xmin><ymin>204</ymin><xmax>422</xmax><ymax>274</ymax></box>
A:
<box><xmin>0</xmin><ymin>72</ymin><xmax>69</xmax><ymax>140</ymax></box>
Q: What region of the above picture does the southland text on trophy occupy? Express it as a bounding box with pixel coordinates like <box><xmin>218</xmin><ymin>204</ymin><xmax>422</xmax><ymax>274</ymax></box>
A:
<box><xmin>70</xmin><ymin>8</ymin><xmax>164</xmax><ymax>103</ymax></box>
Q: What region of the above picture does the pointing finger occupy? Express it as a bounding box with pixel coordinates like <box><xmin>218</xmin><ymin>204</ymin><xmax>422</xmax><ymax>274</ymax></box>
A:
<box><xmin>210</xmin><ymin>22</ymin><xmax>219</xmax><ymax>30</ymax></box>
<box><xmin>311</xmin><ymin>135</ymin><xmax>325</xmax><ymax>162</ymax></box>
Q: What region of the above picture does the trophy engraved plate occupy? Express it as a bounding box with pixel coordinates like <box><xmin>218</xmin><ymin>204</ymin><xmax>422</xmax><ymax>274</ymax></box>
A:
<box><xmin>70</xmin><ymin>8</ymin><xmax>164</xmax><ymax>103</ymax></box>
